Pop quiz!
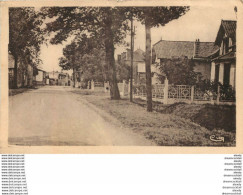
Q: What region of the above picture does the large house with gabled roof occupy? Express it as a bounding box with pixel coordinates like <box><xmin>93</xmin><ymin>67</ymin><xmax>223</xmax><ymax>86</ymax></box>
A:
<box><xmin>118</xmin><ymin>48</ymin><xmax>147</xmax><ymax>84</ymax></box>
<box><xmin>210</xmin><ymin>20</ymin><xmax>236</xmax><ymax>89</ymax></box>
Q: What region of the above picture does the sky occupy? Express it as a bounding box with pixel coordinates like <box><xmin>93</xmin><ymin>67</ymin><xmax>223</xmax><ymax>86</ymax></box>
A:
<box><xmin>39</xmin><ymin>6</ymin><xmax>237</xmax><ymax>73</ymax></box>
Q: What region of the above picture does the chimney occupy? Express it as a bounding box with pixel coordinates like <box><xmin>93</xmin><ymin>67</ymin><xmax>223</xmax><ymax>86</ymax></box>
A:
<box><xmin>194</xmin><ymin>39</ymin><xmax>200</xmax><ymax>58</ymax></box>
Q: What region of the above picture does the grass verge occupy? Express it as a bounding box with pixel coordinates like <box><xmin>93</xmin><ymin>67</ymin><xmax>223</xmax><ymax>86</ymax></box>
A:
<box><xmin>71</xmin><ymin>89</ymin><xmax>235</xmax><ymax>146</ymax></box>
<box><xmin>9</xmin><ymin>86</ymin><xmax>39</xmax><ymax>96</ymax></box>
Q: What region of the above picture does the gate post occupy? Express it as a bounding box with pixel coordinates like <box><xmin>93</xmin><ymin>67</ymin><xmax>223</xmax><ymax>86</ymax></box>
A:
<box><xmin>123</xmin><ymin>80</ymin><xmax>126</xmax><ymax>97</ymax></box>
<box><xmin>91</xmin><ymin>80</ymin><xmax>95</xmax><ymax>90</ymax></box>
<box><xmin>216</xmin><ymin>85</ymin><xmax>220</xmax><ymax>105</ymax></box>
<box><xmin>191</xmin><ymin>86</ymin><xmax>194</xmax><ymax>103</ymax></box>
<box><xmin>164</xmin><ymin>78</ymin><xmax>169</xmax><ymax>104</ymax></box>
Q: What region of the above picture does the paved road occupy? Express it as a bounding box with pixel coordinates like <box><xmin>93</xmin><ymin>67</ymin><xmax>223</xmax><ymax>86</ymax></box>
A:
<box><xmin>9</xmin><ymin>86</ymin><xmax>153</xmax><ymax>146</ymax></box>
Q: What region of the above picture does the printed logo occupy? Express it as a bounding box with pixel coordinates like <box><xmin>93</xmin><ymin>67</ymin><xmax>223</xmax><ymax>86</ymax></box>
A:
<box><xmin>210</xmin><ymin>135</ymin><xmax>224</xmax><ymax>142</ymax></box>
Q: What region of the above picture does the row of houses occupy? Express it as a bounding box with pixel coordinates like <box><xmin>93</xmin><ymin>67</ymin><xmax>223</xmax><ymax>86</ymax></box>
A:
<box><xmin>8</xmin><ymin>53</ymin><xmax>47</xmax><ymax>88</ymax></box>
<box><xmin>8</xmin><ymin>54</ymin><xmax>70</xmax><ymax>88</ymax></box>
<box><xmin>118</xmin><ymin>20</ymin><xmax>236</xmax><ymax>89</ymax></box>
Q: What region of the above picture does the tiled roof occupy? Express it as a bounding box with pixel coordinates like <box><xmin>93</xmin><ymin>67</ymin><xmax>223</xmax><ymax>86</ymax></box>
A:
<box><xmin>153</xmin><ymin>40</ymin><xmax>194</xmax><ymax>59</ymax></box>
<box><xmin>222</xmin><ymin>20</ymin><xmax>236</xmax><ymax>38</ymax></box>
<box><xmin>153</xmin><ymin>40</ymin><xmax>218</xmax><ymax>59</ymax></box>
<box><xmin>215</xmin><ymin>20</ymin><xmax>236</xmax><ymax>46</ymax></box>
<box><xmin>213</xmin><ymin>51</ymin><xmax>236</xmax><ymax>61</ymax></box>
<box><xmin>196</xmin><ymin>42</ymin><xmax>219</xmax><ymax>58</ymax></box>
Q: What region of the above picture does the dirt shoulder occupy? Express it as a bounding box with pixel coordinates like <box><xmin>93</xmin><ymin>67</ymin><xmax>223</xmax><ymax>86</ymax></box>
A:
<box><xmin>133</xmin><ymin>99</ymin><xmax>236</xmax><ymax>132</ymax></box>
<box><xmin>9</xmin><ymin>86</ymin><xmax>39</xmax><ymax>96</ymax></box>
<box><xmin>70</xmin><ymin>89</ymin><xmax>235</xmax><ymax>146</ymax></box>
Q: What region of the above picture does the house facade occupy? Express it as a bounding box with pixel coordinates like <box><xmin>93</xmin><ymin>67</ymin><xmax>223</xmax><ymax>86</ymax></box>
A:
<box><xmin>210</xmin><ymin>20</ymin><xmax>236</xmax><ymax>89</ymax></box>
<box><xmin>48</xmin><ymin>71</ymin><xmax>70</xmax><ymax>86</ymax></box>
<box><xmin>8</xmin><ymin>53</ymin><xmax>15</xmax><ymax>88</ymax></box>
<box><xmin>8</xmin><ymin>52</ymin><xmax>34</xmax><ymax>88</ymax></box>
<box><xmin>48</xmin><ymin>71</ymin><xmax>59</xmax><ymax>85</ymax></box>
<box><xmin>118</xmin><ymin>49</ymin><xmax>145</xmax><ymax>83</ymax></box>
<box><xmin>152</xmin><ymin>39</ymin><xmax>219</xmax><ymax>83</ymax></box>
<box><xmin>58</xmin><ymin>72</ymin><xmax>70</xmax><ymax>86</ymax></box>
<box><xmin>118</xmin><ymin>48</ymin><xmax>159</xmax><ymax>84</ymax></box>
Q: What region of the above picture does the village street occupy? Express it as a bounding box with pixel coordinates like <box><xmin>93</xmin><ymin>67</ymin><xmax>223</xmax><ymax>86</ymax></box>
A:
<box><xmin>9</xmin><ymin>86</ymin><xmax>154</xmax><ymax>146</ymax></box>
<box><xmin>6</xmin><ymin>7</ymin><xmax>236</xmax><ymax>148</ymax></box>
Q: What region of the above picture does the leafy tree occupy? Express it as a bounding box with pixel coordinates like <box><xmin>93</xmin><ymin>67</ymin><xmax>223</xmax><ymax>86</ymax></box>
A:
<box><xmin>59</xmin><ymin>38</ymin><xmax>83</xmax><ymax>87</ymax></box>
<box><xmin>156</xmin><ymin>57</ymin><xmax>199</xmax><ymax>85</ymax></box>
<box><xmin>133</xmin><ymin>7</ymin><xmax>190</xmax><ymax>111</ymax></box>
<box><xmin>9</xmin><ymin>7</ymin><xmax>44</xmax><ymax>88</ymax></box>
<box><xmin>59</xmin><ymin>34</ymin><xmax>105</xmax><ymax>86</ymax></box>
<box><xmin>80</xmin><ymin>49</ymin><xmax>106</xmax><ymax>82</ymax></box>
<box><xmin>42</xmin><ymin>7</ymin><xmax>130</xmax><ymax>99</ymax></box>
<box><xmin>42</xmin><ymin>6</ymin><xmax>189</xmax><ymax>103</ymax></box>
<box><xmin>116</xmin><ymin>61</ymin><xmax>130</xmax><ymax>82</ymax></box>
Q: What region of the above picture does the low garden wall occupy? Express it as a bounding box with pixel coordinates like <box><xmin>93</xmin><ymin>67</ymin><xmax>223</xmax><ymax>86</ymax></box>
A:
<box><xmin>133</xmin><ymin>79</ymin><xmax>235</xmax><ymax>105</ymax></box>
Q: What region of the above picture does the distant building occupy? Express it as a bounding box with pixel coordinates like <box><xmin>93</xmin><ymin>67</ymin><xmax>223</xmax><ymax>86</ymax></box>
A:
<box><xmin>118</xmin><ymin>48</ymin><xmax>155</xmax><ymax>84</ymax></box>
<box><xmin>8</xmin><ymin>52</ymin><xmax>35</xmax><ymax>88</ymax></box>
<box><xmin>33</xmin><ymin>68</ymin><xmax>46</xmax><ymax>86</ymax></box>
<box><xmin>47</xmin><ymin>71</ymin><xmax>70</xmax><ymax>86</ymax></box>
<box><xmin>58</xmin><ymin>72</ymin><xmax>70</xmax><ymax>86</ymax></box>
<box><xmin>210</xmin><ymin>20</ymin><xmax>236</xmax><ymax>88</ymax></box>
<box><xmin>48</xmin><ymin>71</ymin><xmax>59</xmax><ymax>85</ymax></box>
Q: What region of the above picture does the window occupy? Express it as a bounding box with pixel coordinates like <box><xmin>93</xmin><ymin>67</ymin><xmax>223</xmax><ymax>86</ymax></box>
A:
<box><xmin>215</xmin><ymin>64</ymin><xmax>220</xmax><ymax>83</ymax></box>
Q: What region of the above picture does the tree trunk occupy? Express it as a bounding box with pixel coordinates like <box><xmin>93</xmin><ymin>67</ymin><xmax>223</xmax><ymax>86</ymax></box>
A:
<box><xmin>104</xmin><ymin>10</ymin><xmax>120</xmax><ymax>100</ymax></box>
<box><xmin>73</xmin><ymin>68</ymin><xmax>76</xmax><ymax>88</ymax></box>
<box><xmin>27</xmin><ymin>66</ymin><xmax>30</xmax><ymax>87</ymax></box>
<box><xmin>130</xmin><ymin>17</ymin><xmax>134</xmax><ymax>102</ymax></box>
<box><xmin>13</xmin><ymin>55</ymin><xmax>18</xmax><ymax>89</ymax></box>
<box><xmin>145</xmin><ymin>21</ymin><xmax>153</xmax><ymax>112</ymax></box>
<box><xmin>21</xmin><ymin>69</ymin><xmax>25</xmax><ymax>88</ymax></box>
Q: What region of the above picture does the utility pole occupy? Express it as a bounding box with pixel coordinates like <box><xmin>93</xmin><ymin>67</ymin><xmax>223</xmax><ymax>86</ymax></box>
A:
<box><xmin>130</xmin><ymin>16</ymin><xmax>135</xmax><ymax>102</ymax></box>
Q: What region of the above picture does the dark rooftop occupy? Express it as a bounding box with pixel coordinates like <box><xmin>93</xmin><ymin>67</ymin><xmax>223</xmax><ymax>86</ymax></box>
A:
<box><xmin>215</xmin><ymin>20</ymin><xmax>236</xmax><ymax>46</ymax></box>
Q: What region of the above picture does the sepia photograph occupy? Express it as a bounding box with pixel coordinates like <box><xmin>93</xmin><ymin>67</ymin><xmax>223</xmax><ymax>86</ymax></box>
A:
<box><xmin>3</xmin><ymin>4</ymin><xmax>239</xmax><ymax>148</ymax></box>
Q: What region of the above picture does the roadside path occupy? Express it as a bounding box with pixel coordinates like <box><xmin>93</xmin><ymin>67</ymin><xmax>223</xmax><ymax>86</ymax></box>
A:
<box><xmin>9</xmin><ymin>86</ymin><xmax>154</xmax><ymax>146</ymax></box>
